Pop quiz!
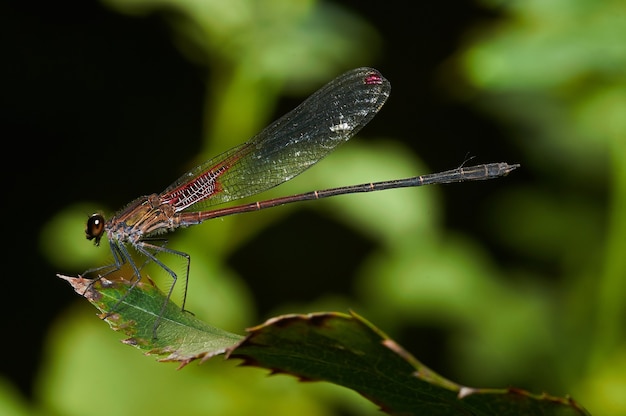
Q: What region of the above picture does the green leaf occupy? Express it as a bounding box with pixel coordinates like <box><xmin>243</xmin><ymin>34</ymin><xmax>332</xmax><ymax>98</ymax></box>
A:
<box><xmin>58</xmin><ymin>274</ymin><xmax>591</xmax><ymax>415</ymax></box>
<box><xmin>57</xmin><ymin>274</ymin><xmax>243</xmax><ymax>365</ymax></box>
<box><xmin>230</xmin><ymin>312</ymin><xmax>590</xmax><ymax>416</ymax></box>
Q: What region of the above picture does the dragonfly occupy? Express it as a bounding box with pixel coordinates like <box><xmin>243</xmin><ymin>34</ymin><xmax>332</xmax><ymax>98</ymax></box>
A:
<box><xmin>84</xmin><ymin>67</ymin><xmax>519</xmax><ymax>336</ymax></box>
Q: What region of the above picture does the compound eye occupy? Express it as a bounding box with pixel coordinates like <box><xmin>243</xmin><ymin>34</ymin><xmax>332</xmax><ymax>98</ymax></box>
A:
<box><xmin>86</xmin><ymin>213</ymin><xmax>105</xmax><ymax>245</ymax></box>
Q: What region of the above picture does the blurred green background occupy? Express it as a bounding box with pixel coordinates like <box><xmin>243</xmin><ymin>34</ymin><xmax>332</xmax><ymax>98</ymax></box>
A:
<box><xmin>2</xmin><ymin>0</ymin><xmax>624</xmax><ymax>415</ymax></box>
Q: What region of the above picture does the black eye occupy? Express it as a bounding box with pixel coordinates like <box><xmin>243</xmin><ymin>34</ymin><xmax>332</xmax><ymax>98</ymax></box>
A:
<box><xmin>86</xmin><ymin>213</ymin><xmax>105</xmax><ymax>245</ymax></box>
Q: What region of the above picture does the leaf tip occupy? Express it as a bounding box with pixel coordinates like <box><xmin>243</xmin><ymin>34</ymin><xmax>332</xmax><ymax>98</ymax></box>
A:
<box><xmin>57</xmin><ymin>273</ymin><xmax>102</xmax><ymax>302</ymax></box>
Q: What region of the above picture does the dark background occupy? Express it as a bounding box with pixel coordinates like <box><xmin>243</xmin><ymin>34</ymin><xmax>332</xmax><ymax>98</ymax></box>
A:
<box><xmin>2</xmin><ymin>0</ymin><xmax>521</xmax><ymax>399</ymax></box>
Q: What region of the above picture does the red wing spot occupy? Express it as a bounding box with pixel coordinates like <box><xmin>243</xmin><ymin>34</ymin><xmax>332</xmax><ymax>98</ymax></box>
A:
<box><xmin>364</xmin><ymin>72</ymin><xmax>383</xmax><ymax>85</ymax></box>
